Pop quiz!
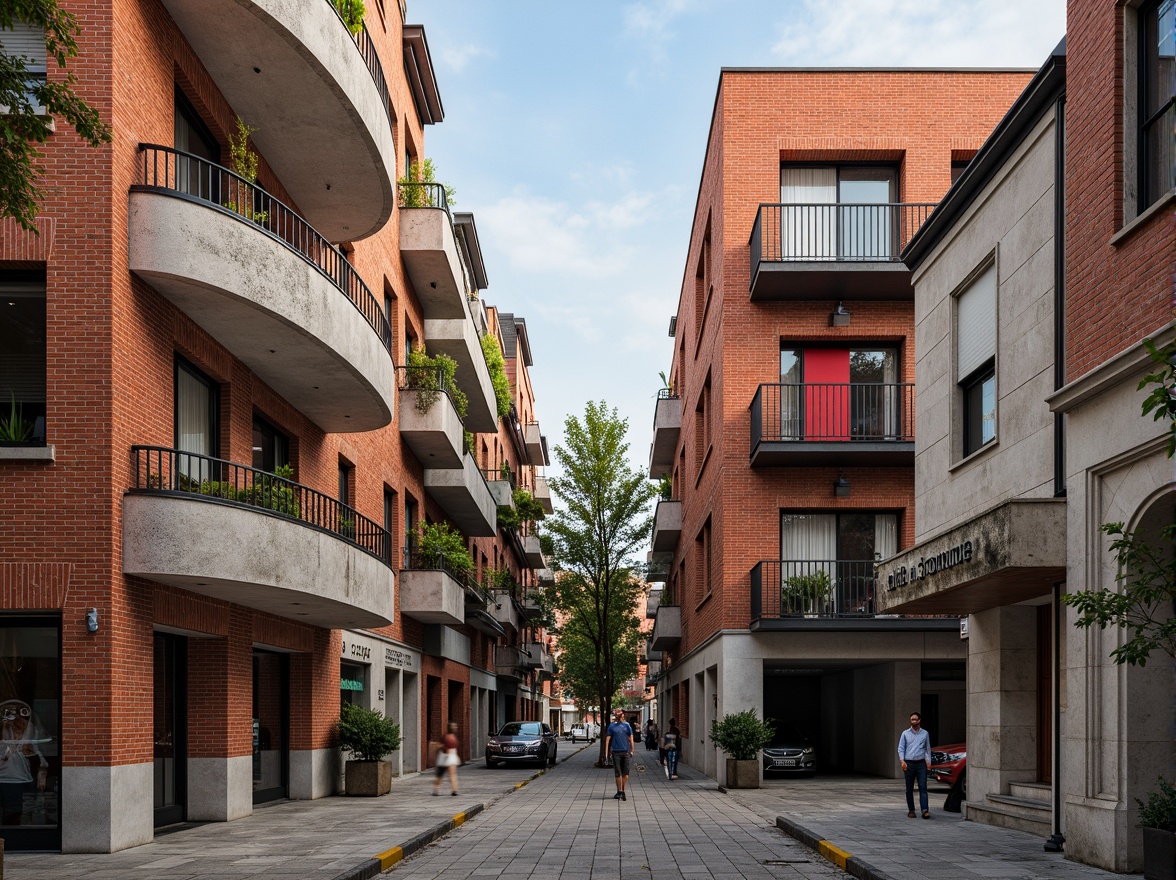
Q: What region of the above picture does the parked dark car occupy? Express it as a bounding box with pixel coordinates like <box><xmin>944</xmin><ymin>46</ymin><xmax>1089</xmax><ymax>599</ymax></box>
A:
<box><xmin>930</xmin><ymin>743</ymin><xmax>966</xmax><ymax>787</ymax></box>
<box><xmin>485</xmin><ymin>721</ymin><xmax>558</xmax><ymax>768</ymax></box>
<box><xmin>762</xmin><ymin>721</ymin><xmax>816</xmax><ymax>776</ymax></box>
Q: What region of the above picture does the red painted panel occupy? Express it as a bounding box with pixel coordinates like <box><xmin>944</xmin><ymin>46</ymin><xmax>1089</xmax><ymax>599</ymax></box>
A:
<box><xmin>804</xmin><ymin>349</ymin><xmax>849</xmax><ymax>440</ymax></box>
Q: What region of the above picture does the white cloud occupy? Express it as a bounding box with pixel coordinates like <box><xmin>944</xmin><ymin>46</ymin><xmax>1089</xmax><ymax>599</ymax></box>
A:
<box><xmin>439</xmin><ymin>43</ymin><xmax>495</xmax><ymax>73</ymax></box>
<box><xmin>770</xmin><ymin>0</ymin><xmax>1064</xmax><ymax>67</ymax></box>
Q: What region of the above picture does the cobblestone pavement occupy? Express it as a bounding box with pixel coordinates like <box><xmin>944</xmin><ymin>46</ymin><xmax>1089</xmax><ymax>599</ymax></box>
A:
<box><xmin>3</xmin><ymin>746</ymin><xmax>1143</xmax><ymax>880</ymax></box>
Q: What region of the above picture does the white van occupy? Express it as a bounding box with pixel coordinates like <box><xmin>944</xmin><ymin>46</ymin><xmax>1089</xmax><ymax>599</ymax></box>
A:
<box><xmin>568</xmin><ymin>723</ymin><xmax>596</xmax><ymax>743</ymax></box>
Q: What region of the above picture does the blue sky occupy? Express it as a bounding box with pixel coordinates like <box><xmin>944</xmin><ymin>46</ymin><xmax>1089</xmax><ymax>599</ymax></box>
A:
<box><xmin>413</xmin><ymin>1</ymin><xmax>1067</xmax><ymax>476</ymax></box>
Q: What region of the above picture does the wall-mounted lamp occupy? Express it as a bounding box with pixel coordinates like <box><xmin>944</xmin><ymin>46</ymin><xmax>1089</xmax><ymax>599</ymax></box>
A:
<box><xmin>86</xmin><ymin>608</ymin><xmax>99</xmax><ymax>634</ymax></box>
<box><xmin>830</xmin><ymin>302</ymin><xmax>851</xmax><ymax>327</ymax></box>
<box><xmin>833</xmin><ymin>475</ymin><xmax>851</xmax><ymax>497</ymax></box>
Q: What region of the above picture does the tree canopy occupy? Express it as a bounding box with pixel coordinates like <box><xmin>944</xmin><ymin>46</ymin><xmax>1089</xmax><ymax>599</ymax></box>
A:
<box><xmin>544</xmin><ymin>401</ymin><xmax>655</xmax><ymax>764</ymax></box>
<box><xmin>1</xmin><ymin>1</ymin><xmax>113</xmax><ymax>231</ymax></box>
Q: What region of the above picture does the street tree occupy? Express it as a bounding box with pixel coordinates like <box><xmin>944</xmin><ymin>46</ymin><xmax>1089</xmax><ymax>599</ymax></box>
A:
<box><xmin>553</xmin><ymin>574</ymin><xmax>641</xmax><ymax>718</ymax></box>
<box><xmin>2</xmin><ymin>1</ymin><xmax>113</xmax><ymax>231</ymax></box>
<box><xmin>545</xmin><ymin>401</ymin><xmax>655</xmax><ymax>765</ymax></box>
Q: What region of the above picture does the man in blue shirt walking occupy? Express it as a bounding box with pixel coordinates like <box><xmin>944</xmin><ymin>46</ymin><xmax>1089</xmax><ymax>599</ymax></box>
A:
<box><xmin>604</xmin><ymin>708</ymin><xmax>636</xmax><ymax>801</ymax></box>
<box><xmin>897</xmin><ymin>711</ymin><xmax>931</xmax><ymax>819</ymax></box>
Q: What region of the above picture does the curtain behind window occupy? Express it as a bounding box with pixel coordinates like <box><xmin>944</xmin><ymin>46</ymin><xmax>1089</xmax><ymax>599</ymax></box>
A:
<box><xmin>780</xmin><ymin>168</ymin><xmax>836</xmax><ymax>258</ymax></box>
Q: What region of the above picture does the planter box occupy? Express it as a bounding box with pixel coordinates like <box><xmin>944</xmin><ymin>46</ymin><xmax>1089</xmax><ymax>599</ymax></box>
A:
<box><xmin>345</xmin><ymin>759</ymin><xmax>392</xmax><ymax>796</ymax></box>
<box><xmin>1143</xmin><ymin>827</ymin><xmax>1176</xmax><ymax>880</ymax></box>
<box><xmin>725</xmin><ymin>757</ymin><xmax>760</xmax><ymax>789</ymax></box>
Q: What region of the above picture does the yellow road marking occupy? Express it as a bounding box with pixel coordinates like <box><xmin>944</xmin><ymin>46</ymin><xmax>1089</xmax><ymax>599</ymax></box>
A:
<box><xmin>376</xmin><ymin>846</ymin><xmax>404</xmax><ymax>870</ymax></box>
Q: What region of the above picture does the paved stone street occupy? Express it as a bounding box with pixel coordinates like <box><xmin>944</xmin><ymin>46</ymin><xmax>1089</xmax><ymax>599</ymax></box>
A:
<box><xmin>4</xmin><ymin>744</ymin><xmax>1143</xmax><ymax>880</ymax></box>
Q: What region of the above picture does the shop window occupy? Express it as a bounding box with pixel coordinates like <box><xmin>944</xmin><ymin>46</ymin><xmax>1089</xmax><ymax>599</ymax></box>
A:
<box><xmin>0</xmin><ymin>616</ymin><xmax>61</xmax><ymax>849</ymax></box>
<box><xmin>0</xmin><ymin>278</ymin><xmax>46</xmax><ymax>445</ymax></box>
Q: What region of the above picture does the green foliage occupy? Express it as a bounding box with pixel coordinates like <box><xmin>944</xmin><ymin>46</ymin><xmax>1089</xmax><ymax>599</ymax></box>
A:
<box><xmin>0</xmin><ymin>393</ymin><xmax>33</xmax><ymax>441</ymax></box>
<box><xmin>240</xmin><ymin>464</ymin><xmax>300</xmax><ymax>517</ymax></box>
<box><xmin>417</xmin><ymin>521</ymin><xmax>474</xmax><ymax>579</ymax></box>
<box><xmin>1063</xmin><ymin>520</ymin><xmax>1176</xmax><ymax>665</ymax></box>
<box><xmin>223</xmin><ymin>116</ymin><xmax>268</xmax><ymax>224</ymax></box>
<box><xmin>334</xmin><ymin>0</ymin><xmax>365</xmax><ymax>34</ymax></box>
<box><xmin>398</xmin><ymin>158</ymin><xmax>456</xmax><ymax>208</ymax></box>
<box><xmin>0</xmin><ymin>0</ymin><xmax>113</xmax><ymax>232</ymax></box>
<box><xmin>1139</xmin><ymin>338</ymin><xmax>1175</xmax><ymax>458</ymax></box>
<box><xmin>480</xmin><ymin>333</ymin><xmax>512</xmax><ymax>419</ymax></box>
<box><xmin>657</xmin><ymin>475</ymin><xmax>672</xmax><ymax>500</ymax></box>
<box><xmin>710</xmin><ymin>710</ymin><xmax>776</xmax><ymax>761</ymax></box>
<box><xmin>544</xmin><ymin>402</ymin><xmax>656</xmax><ymax>760</ymax></box>
<box><xmin>498</xmin><ymin>489</ymin><xmax>545</xmax><ymax>533</ymax></box>
<box><xmin>785</xmin><ymin>571</ymin><xmax>832</xmax><ymax>611</ymax></box>
<box><xmin>1136</xmin><ymin>776</ymin><xmax>1176</xmax><ymax>831</ymax></box>
<box><xmin>1063</xmin><ymin>339</ymin><xmax>1175</xmax><ymax>666</ymax></box>
<box><xmin>337</xmin><ymin>702</ymin><xmax>401</xmax><ymax>762</ymax></box>
<box><xmin>486</xmin><ymin>566</ymin><xmax>518</xmax><ymax>593</ymax></box>
<box><xmin>406</xmin><ymin>348</ymin><xmax>467</xmax><ymax>420</ymax></box>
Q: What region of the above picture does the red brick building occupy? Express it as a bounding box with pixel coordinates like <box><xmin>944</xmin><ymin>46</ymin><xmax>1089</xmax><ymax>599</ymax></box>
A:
<box><xmin>646</xmin><ymin>69</ymin><xmax>1031</xmax><ymax>785</ymax></box>
<box><xmin>0</xmin><ymin>0</ymin><xmax>551</xmax><ymax>852</ymax></box>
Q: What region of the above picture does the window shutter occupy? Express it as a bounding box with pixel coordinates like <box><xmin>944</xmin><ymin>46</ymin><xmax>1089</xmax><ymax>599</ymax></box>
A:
<box><xmin>0</xmin><ymin>24</ymin><xmax>46</xmax><ymax>70</ymax></box>
<box><xmin>957</xmin><ymin>264</ymin><xmax>996</xmax><ymax>379</ymax></box>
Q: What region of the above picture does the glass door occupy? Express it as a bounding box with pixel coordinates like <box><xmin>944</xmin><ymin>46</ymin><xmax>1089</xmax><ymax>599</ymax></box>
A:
<box><xmin>849</xmin><ymin>349</ymin><xmax>899</xmax><ymax>438</ymax></box>
<box><xmin>252</xmin><ymin>650</ymin><xmax>288</xmax><ymax>804</ymax></box>
<box><xmin>174</xmin><ymin>358</ymin><xmax>218</xmax><ymax>486</ymax></box>
<box><xmin>153</xmin><ymin>633</ymin><xmax>187</xmax><ymax>827</ymax></box>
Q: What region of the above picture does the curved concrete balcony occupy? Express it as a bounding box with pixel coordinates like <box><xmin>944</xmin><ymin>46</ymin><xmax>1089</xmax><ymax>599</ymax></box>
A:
<box><xmin>123</xmin><ymin>447</ymin><xmax>393</xmax><ymax>629</ymax></box>
<box><xmin>129</xmin><ymin>151</ymin><xmax>394</xmax><ymax>433</ymax></box>
<box><xmin>424</xmin><ymin>453</ymin><xmax>497</xmax><ymax>537</ymax></box>
<box><xmin>398</xmin><ymin>371</ymin><xmax>464</xmax><ymax>469</ymax></box>
<box><xmin>159</xmin><ymin>0</ymin><xmax>396</xmax><ymax>240</ymax></box>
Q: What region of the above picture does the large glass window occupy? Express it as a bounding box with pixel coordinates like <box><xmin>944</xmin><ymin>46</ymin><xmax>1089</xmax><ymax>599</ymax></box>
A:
<box><xmin>956</xmin><ymin>264</ymin><xmax>997</xmax><ymax>457</ymax></box>
<box><xmin>1140</xmin><ymin>0</ymin><xmax>1175</xmax><ymax>210</ymax></box>
<box><xmin>0</xmin><ymin>617</ymin><xmax>61</xmax><ymax>849</ymax></box>
<box><xmin>779</xmin><ymin>512</ymin><xmax>897</xmax><ymax>614</ymax></box>
<box><xmin>251</xmin><ymin>414</ymin><xmax>289</xmax><ymax>474</ymax></box>
<box><xmin>777</xmin><ymin>346</ymin><xmax>900</xmax><ymax>440</ymax></box>
<box><xmin>174</xmin><ymin>358</ymin><xmax>218</xmax><ymax>483</ymax></box>
<box><xmin>174</xmin><ymin>88</ymin><xmax>220</xmax><ymax>200</ymax></box>
<box><xmin>780</xmin><ymin>166</ymin><xmax>897</xmax><ymax>259</ymax></box>
<box><xmin>0</xmin><ymin>279</ymin><xmax>47</xmax><ymax>445</ymax></box>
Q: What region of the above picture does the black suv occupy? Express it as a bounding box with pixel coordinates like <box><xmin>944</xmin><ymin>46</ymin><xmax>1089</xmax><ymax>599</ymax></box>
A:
<box><xmin>485</xmin><ymin>721</ymin><xmax>558</xmax><ymax>768</ymax></box>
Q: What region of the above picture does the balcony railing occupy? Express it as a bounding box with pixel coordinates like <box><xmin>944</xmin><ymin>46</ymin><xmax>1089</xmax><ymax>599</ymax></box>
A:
<box><xmin>750</xmin><ymin>559</ymin><xmax>879</xmax><ymax>620</ymax></box>
<box><xmin>750</xmin><ymin>202</ymin><xmax>935</xmax><ymax>278</ymax></box>
<box><xmin>135</xmin><ymin>145</ymin><xmax>391</xmax><ymax>354</ymax></box>
<box><xmin>130</xmin><ymin>446</ymin><xmax>390</xmax><ymax>565</ymax></box>
<box><xmin>397</xmin><ymin>364</ymin><xmax>464</xmax><ymax>413</ymax></box>
<box><xmin>398</xmin><ymin>181</ymin><xmax>451</xmax><ymax>211</ymax></box>
<box><xmin>751</xmin><ymin>382</ymin><xmax>914</xmax><ymax>444</ymax></box>
<box><xmin>322</xmin><ymin>1</ymin><xmax>394</xmax><ymax>134</ymax></box>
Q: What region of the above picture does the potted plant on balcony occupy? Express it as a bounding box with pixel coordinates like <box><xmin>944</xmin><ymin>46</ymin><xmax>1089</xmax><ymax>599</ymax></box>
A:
<box><xmin>334</xmin><ymin>0</ymin><xmax>365</xmax><ymax>34</ymax></box>
<box><xmin>223</xmin><ymin>116</ymin><xmax>268</xmax><ymax>225</ymax></box>
<box><xmin>710</xmin><ymin>709</ymin><xmax>774</xmax><ymax>789</ymax></box>
<box><xmin>0</xmin><ymin>393</ymin><xmax>34</xmax><ymax>444</ymax></box>
<box><xmin>417</xmin><ymin>521</ymin><xmax>475</xmax><ymax>579</ymax></box>
<box><xmin>398</xmin><ymin>159</ymin><xmax>456</xmax><ymax>208</ymax></box>
<box><xmin>1138</xmin><ymin>776</ymin><xmax>1176</xmax><ymax>880</ymax></box>
<box><xmin>783</xmin><ymin>569</ymin><xmax>831</xmax><ymax>616</ymax></box>
<box><xmin>338</xmin><ymin>702</ymin><xmax>401</xmax><ymax>796</ymax></box>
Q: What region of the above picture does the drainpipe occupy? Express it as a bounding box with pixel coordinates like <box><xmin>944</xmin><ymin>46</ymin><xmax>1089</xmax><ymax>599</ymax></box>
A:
<box><xmin>1044</xmin><ymin>93</ymin><xmax>1066</xmax><ymax>855</ymax></box>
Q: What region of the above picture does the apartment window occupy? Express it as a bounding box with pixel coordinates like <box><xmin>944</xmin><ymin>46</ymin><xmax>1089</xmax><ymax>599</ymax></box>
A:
<box><xmin>780</xmin><ymin>166</ymin><xmax>897</xmax><ymax>259</ymax></box>
<box><xmin>0</xmin><ymin>22</ymin><xmax>47</xmax><ymax>111</ymax></box>
<box><xmin>0</xmin><ymin>278</ymin><xmax>46</xmax><ymax>445</ymax></box>
<box><xmin>695</xmin><ymin>518</ymin><xmax>712</xmax><ymax>603</ymax></box>
<box><xmin>383</xmin><ymin>488</ymin><xmax>397</xmax><ymax>566</ymax></box>
<box><xmin>174</xmin><ymin>88</ymin><xmax>219</xmax><ymax>199</ymax></box>
<box><xmin>251</xmin><ymin>415</ymin><xmax>289</xmax><ymax>473</ymax></box>
<box><xmin>404</xmin><ymin>494</ymin><xmax>418</xmax><ymax>559</ymax></box>
<box><xmin>694</xmin><ymin>374</ymin><xmax>711</xmax><ymax>474</ymax></box>
<box><xmin>174</xmin><ymin>357</ymin><xmax>218</xmax><ymax>482</ymax></box>
<box><xmin>780</xmin><ymin>512</ymin><xmax>897</xmax><ymax>614</ymax></box>
<box><xmin>1140</xmin><ymin>0</ymin><xmax>1175</xmax><ymax>210</ymax></box>
<box><xmin>956</xmin><ymin>263</ymin><xmax>997</xmax><ymax>456</ymax></box>
<box><xmin>778</xmin><ymin>346</ymin><xmax>900</xmax><ymax>440</ymax></box>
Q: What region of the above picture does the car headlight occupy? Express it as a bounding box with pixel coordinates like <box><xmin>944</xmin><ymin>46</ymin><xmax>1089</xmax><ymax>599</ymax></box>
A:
<box><xmin>801</xmin><ymin>747</ymin><xmax>814</xmax><ymax>755</ymax></box>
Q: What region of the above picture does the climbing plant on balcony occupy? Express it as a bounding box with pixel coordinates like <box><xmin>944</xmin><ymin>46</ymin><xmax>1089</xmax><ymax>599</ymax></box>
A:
<box><xmin>416</xmin><ymin>521</ymin><xmax>474</xmax><ymax>579</ymax></box>
<box><xmin>224</xmin><ymin>116</ymin><xmax>268</xmax><ymax>225</ymax></box>
<box><xmin>333</xmin><ymin>0</ymin><xmax>365</xmax><ymax>34</ymax></box>
<box><xmin>406</xmin><ymin>348</ymin><xmax>467</xmax><ymax>420</ymax></box>
<box><xmin>480</xmin><ymin>333</ymin><xmax>512</xmax><ymax>420</ymax></box>
<box><xmin>398</xmin><ymin>158</ymin><xmax>456</xmax><ymax>208</ymax></box>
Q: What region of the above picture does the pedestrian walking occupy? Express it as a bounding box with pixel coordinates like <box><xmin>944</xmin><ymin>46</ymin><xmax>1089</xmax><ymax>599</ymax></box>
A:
<box><xmin>432</xmin><ymin>722</ymin><xmax>461</xmax><ymax>797</ymax></box>
<box><xmin>644</xmin><ymin>719</ymin><xmax>659</xmax><ymax>751</ymax></box>
<box><xmin>604</xmin><ymin>708</ymin><xmax>636</xmax><ymax>801</ymax></box>
<box><xmin>897</xmin><ymin>711</ymin><xmax>931</xmax><ymax>818</ymax></box>
<box><xmin>661</xmin><ymin>719</ymin><xmax>682</xmax><ymax>779</ymax></box>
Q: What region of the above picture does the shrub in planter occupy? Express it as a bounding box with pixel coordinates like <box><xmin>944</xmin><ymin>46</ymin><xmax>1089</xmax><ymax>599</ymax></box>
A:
<box><xmin>417</xmin><ymin>521</ymin><xmax>475</xmax><ymax>579</ymax></box>
<box><xmin>710</xmin><ymin>709</ymin><xmax>775</xmax><ymax>789</ymax></box>
<box><xmin>1138</xmin><ymin>776</ymin><xmax>1176</xmax><ymax>880</ymax></box>
<box><xmin>338</xmin><ymin>702</ymin><xmax>402</xmax><ymax>797</ymax></box>
<box><xmin>406</xmin><ymin>348</ymin><xmax>468</xmax><ymax>420</ymax></box>
<box><xmin>784</xmin><ymin>570</ymin><xmax>831</xmax><ymax>615</ymax></box>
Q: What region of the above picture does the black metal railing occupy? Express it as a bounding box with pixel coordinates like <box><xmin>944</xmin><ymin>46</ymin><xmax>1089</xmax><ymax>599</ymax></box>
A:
<box><xmin>397</xmin><ymin>365</ymin><xmax>462</xmax><ymax>415</ymax></box>
<box><xmin>656</xmin><ymin>388</ymin><xmax>679</xmax><ymax>401</ymax></box>
<box><xmin>134</xmin><ymin>145</ymin><xmax>392</xmax><ymax>354</ymax></box>
<box><xmin>401</xmin><ymin>541</ymin><xmax>489</xmax><ymax>607</ymax></box>
<box><xmin>750</xmin><ymin>382</ymin><xmax>914</xmax><ymax>445</ymax></box>
<box><xmin>750</xmin><ymin>202</ymin><xmax>935</xmax><ymax>279</ymax></box>
<box><xmin>750</xmin><ymin>559</ymin><xmax>879</xmax><ymax>619</ymax></box>
<box><xmin>130</xmin><ymin>446</ymin><xmax>390</xmax><ymax>565</ymax></box>
<box><xmin>397</xmin><ymin>181</ymin><xmax>450</xmax><ymax>211</ymax></box>
<box><xmin>322</xmin><ymin>1</ymin><xmax>394</xmax><ymax>135</ymax></box>
<box><xmin>483</xmin><ymin>465</ymin><xmax>517</xmax><ymax>492</ymax></box>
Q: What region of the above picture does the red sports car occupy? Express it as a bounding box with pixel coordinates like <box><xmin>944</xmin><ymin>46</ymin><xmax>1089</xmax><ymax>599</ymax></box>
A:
<box><xmin>930</xmin><ymin>743</ymin><xmax>966</xmax><ymax>786</ymax></box>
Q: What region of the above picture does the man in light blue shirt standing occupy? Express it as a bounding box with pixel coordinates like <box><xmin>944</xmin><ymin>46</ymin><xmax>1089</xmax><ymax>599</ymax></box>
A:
<box><xmin>897</xmin><ymin>711</ymin><xmax>931</xmax><ymax>819</ymax></box>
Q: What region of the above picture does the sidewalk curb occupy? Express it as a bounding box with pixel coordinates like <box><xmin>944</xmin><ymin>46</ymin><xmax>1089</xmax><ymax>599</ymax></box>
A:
<box><xmin>774</xmin><ymin>815</ymin><xmax>900</xmax><ymax>880</ymax></box>
<box><xmin>328</xmin><ymin>804</ymin><xmax>485</xmax><ymax>880</ymax></box>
